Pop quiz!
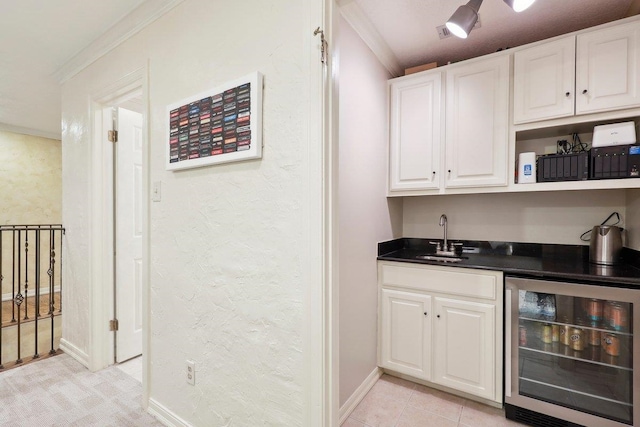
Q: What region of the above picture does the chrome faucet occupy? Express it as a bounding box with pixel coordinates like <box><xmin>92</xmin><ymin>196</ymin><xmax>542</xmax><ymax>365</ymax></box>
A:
<box><xmin>439</xmin><ymin>214</ymin><xmax>448</xmax><ymax>251</ymax></box>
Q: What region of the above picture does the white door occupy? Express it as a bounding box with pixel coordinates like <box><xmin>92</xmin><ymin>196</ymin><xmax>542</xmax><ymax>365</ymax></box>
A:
<box><xmin>388</xmin><ymin>72</ymin><xmax>442</xmax><ymax>192</ymax></box>
<box><xmin>433</xmin><ymin>297</ymin><xmax>495</xmax><ymax>400</ymax></box>
<box><xmin>445</xmin><ymin>56</ymin><xmax>509</xmax><ymax>188</ymax></box>
<box><xmin>379</xmin><ymin>288</ymin><xmax>432</xmax><ymax>380</ymax></box>
<box><xmin>576</xmin><ymin>20</ymin><xmax>640</xmax><ymax>114</ymax></box>
<box><xmin>115</xmin><ymin>107</ymin><xmax>143</xmax><ymax>362</ymax></box>
<box><xmin>513</xmin><ymin>36</ymin><xmax>576</xmax><ymax>124</ymax></box>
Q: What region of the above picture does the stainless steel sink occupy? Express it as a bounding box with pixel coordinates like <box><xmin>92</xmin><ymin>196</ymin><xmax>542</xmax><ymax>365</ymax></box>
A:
<box><xmin>414</xmin><ymin>254</ymin><xmax>466</xmax><ymax>263</ymax></box>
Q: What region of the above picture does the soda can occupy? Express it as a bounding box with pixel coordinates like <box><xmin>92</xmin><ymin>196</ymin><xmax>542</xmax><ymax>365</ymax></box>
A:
<box><xmin>610</xmin><ymin>303</ymin><xmax>628</xmax><ymax>332</ymax></box>
<box><xmin>603</xmin><ymin>333</ymin><xmax>620</xmax><ymax>356</ymax></box>
<box><xmin>519</xmin><ymin>326</ymin><xmax>527</xmax><ymax>346</ymax></box>
<box><xmin>542</xmin><ymin>324</ymin><xmax>553</xmax><ymax>344</ymax></box>
<box><xmin>551</xmin><ymin>324</ymin><xmax>560</xmax><ymax>342</ymax></box>
<box><xmin>570</xmin><ymin>328</ymin><xmax>585</xmax><ymax>351</ymax></box>
<box><xmin>587</xmin><ymin>299</ymin><xmax>603</xmax><ymax>322</ymax></box>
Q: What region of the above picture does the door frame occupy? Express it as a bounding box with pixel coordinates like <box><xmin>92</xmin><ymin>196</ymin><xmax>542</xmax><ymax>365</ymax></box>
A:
<box><xmin>88</xmin><ymin>67</ymin><xmax>150</xmax><ymax>402</ymax></box>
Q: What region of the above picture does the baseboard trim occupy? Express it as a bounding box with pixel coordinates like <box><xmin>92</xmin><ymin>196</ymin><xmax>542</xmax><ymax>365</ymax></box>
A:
<box><xmin>59</xmin><ymin>338</ymin><xmax>89</xmax><ymax>368</ymax></box>
<box><xmin>148</xmin><ymin>398</ymin><xmax>193</xmax><ymax>427</ymax></box>
<box><xmin>339</xmin><ymin>367</ymin><xmax>382</xmax><ymax>425</ymax></box>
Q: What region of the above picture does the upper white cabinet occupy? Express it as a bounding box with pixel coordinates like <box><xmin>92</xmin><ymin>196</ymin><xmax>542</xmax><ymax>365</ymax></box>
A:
<box><xmin>389</xmin><ymin>72</ymin><xmax>442</xmax><ymax>192</ymax></box>
<box><xmin>445</xmin><ymin>55</ymin><xmax>510</xmax><ymax>188</ymax></box>
<box><xmin>513</xmin><ymin>36</ymin><xmax>576</xmax><ymax>124</ymax></box>
<box><xmin>576</xmin><ymin>20</ymin><xmax>640</xmax><ymax>114</ymax></box>
<box><xmin>514</xmin><ymin>20</ymin><xmax>640</xmax><ymax>124</ymax></box>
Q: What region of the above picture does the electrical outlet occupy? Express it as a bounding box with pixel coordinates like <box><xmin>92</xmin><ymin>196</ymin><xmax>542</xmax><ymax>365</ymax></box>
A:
<box><xmin>186</xmin><ymin>360</ymin><xmax>195</xmax><ymax>385</ymax></box>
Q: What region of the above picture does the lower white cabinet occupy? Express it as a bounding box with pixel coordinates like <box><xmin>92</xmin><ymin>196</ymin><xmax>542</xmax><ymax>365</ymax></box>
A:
<box><xmin>378</xmin><ymin>261</ymin><xmax>503</xmax><ymax>403</ymax></box>
<box><xmin>380</xmin><ymin>288</ymin><xmax>432</xmax><ymax>380</ymax></box>
<box><xmin>433</xmin><ymin>297</ymin><xmax>495</xmax><ymax>400</ymax></box>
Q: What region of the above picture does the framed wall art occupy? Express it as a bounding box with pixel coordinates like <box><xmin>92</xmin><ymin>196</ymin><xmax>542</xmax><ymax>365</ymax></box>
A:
<box><xmin>166</xmin><ymin>72</ymin><xmax>263</xmax><ymax>171</ymax></box>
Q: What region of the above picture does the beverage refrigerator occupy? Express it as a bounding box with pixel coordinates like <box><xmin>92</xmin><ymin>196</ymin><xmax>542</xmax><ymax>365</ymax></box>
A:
<box><xmin>505</xmin><ymin>276</ymin><xmax>639</xmax><ymax>427</ymax></box>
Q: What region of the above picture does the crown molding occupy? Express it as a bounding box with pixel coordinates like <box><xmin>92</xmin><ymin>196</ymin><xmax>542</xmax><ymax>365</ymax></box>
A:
<box><xmin>0</xmin><ymin>122</ymin><xmax>61</xmax><ymax>141</ymax></box>
<box><xmin>338</xmin><ymin>0</ymin><xmax>403</xmax><ymax>77</ymax></box>
<box><xmin>54</xmin><ymin>0</ymin><xmax>185</xmax><ymax>84</ymax></box>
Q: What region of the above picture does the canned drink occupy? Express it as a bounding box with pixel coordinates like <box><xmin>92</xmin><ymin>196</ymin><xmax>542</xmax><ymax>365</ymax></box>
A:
<box><xmin>551</xmin><ymin>324</ymin><xmax>560</xmax><ymax>342</ymax></box>
<box><xmin>603</xmin><ymin>333</ymin><xmax>620</xmax><ymax>356</ymax></box>
<box><xmin>587</xmin><ymin>299</ymin><xmax>603</xmax><ymax>322</ymax></box>
<box><xmin>560</xmin><ymin>324</ymin><xmax>571</xmax><ymax>346</ymax></box>
<box><xmin>588</xmin><ymin>326</ymin><xmax>601</xmax><ymax>347</ymax></box>
<box><xmin>519</xmin><ymin>326</ymin><xmax>527</xmax><ymax>346</ymax></box>
<box><xmin>604</xmin><ymin>301</ymin><xmax>613</xmax><ymax>322</ymax></box>
<box><xmin>570</xmin><ymin>328</ymin><xmax>585</xmax><ymax>351</ymax></box>
<box><xmin>542</xmin><ymin>324</ymin><xmax>552</xmax><ymax>344</ymax></box>
<box><xmin>610</xmin><ymin>303</ymin><xmax>628</xmax><ymax>332</ymax></box>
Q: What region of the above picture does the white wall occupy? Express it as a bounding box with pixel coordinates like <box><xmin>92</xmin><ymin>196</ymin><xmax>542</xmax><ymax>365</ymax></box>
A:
<box><xmin>337</xmin><ymin>16</ymin><xmax>401</xmax><ymax>408</ymax></box>
<box><xmin>0</xmin><ymin>130</ymin><xmax>61</xmax><ymax>225</ymax></box>
<box><xmin>626</xmin><ymin>189</ymin><xmax>640</xmax><ymax>250</ymax></box>
<box><xmin>61</xmin><ymin>0</ymin><xmax>322</xmax><ymax>425</ymax></box>
<box><xmin>403</xmin><ymin>190</ymin><xmax>628</xmax><ymax>245</ymax></box>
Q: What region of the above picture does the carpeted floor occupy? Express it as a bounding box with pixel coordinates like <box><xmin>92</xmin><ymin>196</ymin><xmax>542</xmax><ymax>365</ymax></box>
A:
<box><xmin>0</xmin><ymin>353</ymin><xmax>164</xmax><ymax>426</ymax></box>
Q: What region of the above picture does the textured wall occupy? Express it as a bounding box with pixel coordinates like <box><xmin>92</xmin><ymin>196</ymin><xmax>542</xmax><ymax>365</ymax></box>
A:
<box><xmin>337</xmin><ymin>16</ymin><xmax>400</xmax><ymax>408</ymax></box>
<box><xmin>403</xmin><ymin>190</ymin><xmax>628</xmax><ymax>245</ymax></box>
<box><xmin>0</xmin><ymin>130</ymin><xmax>61</xmax><ymax>225</ymax></box>
<box><xmin>61</xmin><ymin>0</ymin><xmax>319</xmax><ymax>425</ymax></box>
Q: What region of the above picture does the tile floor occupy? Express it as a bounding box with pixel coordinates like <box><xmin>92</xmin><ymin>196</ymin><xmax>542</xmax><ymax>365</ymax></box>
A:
<box><xmin>343</xmin><ymin>374</ymin><xmax>528</xmax><ymax>427</ymax></box>
<box><xmin>115</xmin><ymin>355</ymin><xmax>143</xmax><ymax>383</ymax></box>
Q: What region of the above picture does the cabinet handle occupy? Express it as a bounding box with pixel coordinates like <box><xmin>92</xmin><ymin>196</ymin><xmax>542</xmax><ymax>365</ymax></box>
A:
<box><xmin>582</xmin><ymin>89</ymin><xmax>588</xmax><ymax>94</ymax></box>
<box><xmin>565</xmin><ymin>91</ymin><xmax>570</xmax><ymax>97</ymax></box>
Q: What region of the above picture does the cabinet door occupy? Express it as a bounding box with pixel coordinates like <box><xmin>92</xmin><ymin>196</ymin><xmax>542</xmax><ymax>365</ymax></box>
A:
<box><xmin>433</xmin><ymin>297</ymin><xmax>495</xmax><ymax>400</ymax></box>
<box><xmin>379</xmin><ymin>288</ymin><xmax>432</xmax><ymax>380</ymax></box>
<box><xmin>445</xmin><ymin>56</ymin><xmax>509</xmax><ymax>188</ymax></box>
<box><xmin>576</xmin><ymin>20</ymin><xmax>640</xmax><ymax>114</ymax></box>
<box><xmin>389</xmin><ymin>72</ymin><xmax>442</xmax><ymax>192</ymax></box>
<box><xmin>513</xmin><ymin>36</ymin><xmax>576</xmax><ymax>124</ymax></box>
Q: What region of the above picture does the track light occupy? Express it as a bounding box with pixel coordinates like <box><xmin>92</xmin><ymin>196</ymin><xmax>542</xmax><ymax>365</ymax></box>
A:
<box><xmin>446</xmin><ymin>0</ymin><xmax>536</xmax><ymax>39</ymax></box>
<box><xmin>503</xmin><ymin>0</ymin><xmax>536</xmax><ymax>12</ymax></box>
<box><xmin>446</xmin><ymin>0</ymin><xmax>483</xmax><ymax>39</ymax></box>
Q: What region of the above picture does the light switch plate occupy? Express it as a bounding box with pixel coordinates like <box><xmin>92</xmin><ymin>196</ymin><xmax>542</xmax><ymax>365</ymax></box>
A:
<box><xmin>152</xmin><ymin>181</ymin><xmax>161</xmax><ymax>202</ymax></box>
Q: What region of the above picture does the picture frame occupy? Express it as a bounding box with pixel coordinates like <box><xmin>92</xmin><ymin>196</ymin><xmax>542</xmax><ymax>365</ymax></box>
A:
<box><xmin>165</xmin><ymin>71</ymin><xmax>263</xmax><ymax>171</ymax></box>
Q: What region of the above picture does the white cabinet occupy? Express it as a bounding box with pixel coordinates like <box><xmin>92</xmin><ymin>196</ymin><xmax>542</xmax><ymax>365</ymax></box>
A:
<box><xmin>378</xmin><ymin>261</ymin><xmax>503</xmax><ymax>403</ymax></box>
<box><xmin>445</xmin><ymin>55</ymin><xmax>510</xmax><ymax>188</ymax></box>
<box><xmin>388</xmin><ymin>55</ymin><xmax>509</xmax><ymax>194</ymax></box>
<box><xmin>514</xmin><ymin>20</ymin><xmax>640</xmax><ymax>124</ymax></box>
<box><xmin>433</xmin><ymin>297</ymin><xmax>496</xmax><ymax>400</ymax></box>
<box><xmin>388</xmin><ymin>72</ymin><xmax>442</xmax><ymax>192</ymax></box>
<box><xmin>513</xmin><ymin>36</ymin><xmax>576</xmax><ymax>124</ymax></box>
<box><xmin>379</xmin><ymin>288</ymin><xmax>432</xmax><ymax>380</ymax></box>
<box><xmin>576</xmin><ymin>20</ymin><xmax>640</xmax><ymax>114</ymax></box>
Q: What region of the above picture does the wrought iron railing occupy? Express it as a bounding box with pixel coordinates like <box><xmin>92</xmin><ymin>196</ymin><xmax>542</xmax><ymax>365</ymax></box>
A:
<box><xmin>0</xmin><ymin>224</ymin><xmax>64</xmax><ymax>369</ymax></box>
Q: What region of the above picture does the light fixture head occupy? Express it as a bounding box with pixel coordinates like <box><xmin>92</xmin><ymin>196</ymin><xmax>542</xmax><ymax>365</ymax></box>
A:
<box><xmin>503</xmin><ymin>0</ymin><xmax>536</xmax><ymax>12</ymax></box>
<box><xmin>446</xmin><ymin>0</ymin><xmax>483</xmax><ymax>39</ymax></box>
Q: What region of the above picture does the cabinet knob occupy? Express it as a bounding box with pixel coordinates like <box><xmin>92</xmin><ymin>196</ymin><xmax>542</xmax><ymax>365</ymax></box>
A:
<box><xmin>565</xmin><ymin>91</ymin><xmax>570</xmax><ymax>97</ymax></box>
<box><xmin>437</xmin><ymin>314</ymin><xmax>441</xmax><ymax>318</ymax></box>
<box><xmin>432</xmin><ymin>171</ymin><xmax>436</xmax><ymax>175</ymax></box>
<box><xmin>424</xmin><ymin>312</ymin><xmax>428</xmax><ymax>316</ymax></box>
<box><xmin>582</xmin><ymin>89</ymin><xmax>588</xmax><ymax>94</ymax></box>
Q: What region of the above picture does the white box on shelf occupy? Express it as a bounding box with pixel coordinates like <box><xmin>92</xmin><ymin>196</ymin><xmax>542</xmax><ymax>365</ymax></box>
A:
<box><xmin>592</xmin><ymin>121</ymin><xmax>636</xmax><ymax>147</ymax></box>
<box><xmin>518</xmin><ymin>152</ymin><xmax>536</xmax><ymax>184</ymax></box>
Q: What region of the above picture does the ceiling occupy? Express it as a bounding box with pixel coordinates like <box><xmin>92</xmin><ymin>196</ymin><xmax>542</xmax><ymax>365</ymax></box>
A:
<box><xmin>0</xmin><ymin>0</ymin><xmax>639</xmax><ymax>140</ymax></box>
<box><xmin>341</xmin><ymin>0</ymin><xmax>640</xmax><ymax>76</ymax></box>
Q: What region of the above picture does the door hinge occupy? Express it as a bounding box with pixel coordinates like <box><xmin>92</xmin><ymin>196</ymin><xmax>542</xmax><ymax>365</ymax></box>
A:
<box><xmin>109</xmin><ymin>319</ymin><xmax>119</xmax><ymax>331</ymax></box>
<box><xmin>108</xmin><ymin>130</ymin><xmax>118</xmax><ymax>143</ymax></box>
<box><xmin>313</xmin><ymin>27</ymin><xmax>328</xmax><ymax>64</ymax></box>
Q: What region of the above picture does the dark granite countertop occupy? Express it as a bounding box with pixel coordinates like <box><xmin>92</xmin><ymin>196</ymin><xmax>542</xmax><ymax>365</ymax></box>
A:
<box><xmin>377</xmin><ymin>238</ymin><xmax>640</xmax><ymax>288</ymax></box>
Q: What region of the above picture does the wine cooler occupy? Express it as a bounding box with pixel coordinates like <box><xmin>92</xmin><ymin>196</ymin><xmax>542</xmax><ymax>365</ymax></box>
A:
<box><xmin>505</xmin><ymin>276</ymin><xmax>640</xmax><ymax>427</ymax></box>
